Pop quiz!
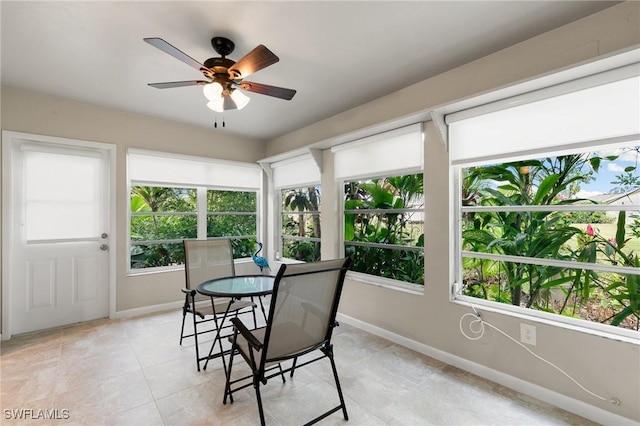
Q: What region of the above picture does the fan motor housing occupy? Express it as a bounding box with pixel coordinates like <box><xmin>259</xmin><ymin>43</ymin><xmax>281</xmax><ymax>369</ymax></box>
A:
<box><xmin>203</xmin><ymin>57</ymin><xmax>235</xmax><ymax>73</ymax></box>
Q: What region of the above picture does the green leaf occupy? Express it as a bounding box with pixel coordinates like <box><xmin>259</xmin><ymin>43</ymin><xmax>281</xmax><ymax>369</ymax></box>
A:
<box><xmin>616</xmin><ymin>211</ymin><xmax>626</xmax><ymax>248</ymax></box>
<box><xmin>589</xmin><ymin>157</ymin><xmax>601</xmax><ymax>173</ymax></box>
<box><xmin>611</xmin><ymin>306</ymin><xmax>634</xmax><ymax>327</ymax></box>
<box><xmin>624</xmin><ymin>166</ymin><xmax>636</xmax><ymax>172</ymax></box>
<box><xmin>533</xmin><ymin>174</ymin><xmax>561</xmax><ymax>205</ymax></box>
<box><xmin>344</xmin><ymin>214</ymin><xmax>355</xmax><ymax>241</ymax></box>
<box><xmin>539</xmin><ymin>274</ymin><xmax>576</xmax><ymax>289</ymax></box>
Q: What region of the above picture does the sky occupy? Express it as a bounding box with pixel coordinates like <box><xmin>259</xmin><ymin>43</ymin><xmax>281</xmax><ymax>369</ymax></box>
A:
<box><xmin>575</xmin><ymin>146</ymin><xmax>639</xmax><ymax>198</ymax></box>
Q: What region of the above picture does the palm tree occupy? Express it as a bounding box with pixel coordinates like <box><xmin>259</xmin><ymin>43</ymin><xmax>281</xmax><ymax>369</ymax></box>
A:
<box><xmin>284</xmin><ymin>188</ymin><xmax>320</xmax><ymax>238</ymax></box>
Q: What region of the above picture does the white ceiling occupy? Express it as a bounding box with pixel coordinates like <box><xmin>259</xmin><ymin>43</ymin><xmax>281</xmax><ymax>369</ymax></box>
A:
<box><xmin>1</xmin><ymin>1</ymin><xmax>617</xmax><ymax>141</ymax></box>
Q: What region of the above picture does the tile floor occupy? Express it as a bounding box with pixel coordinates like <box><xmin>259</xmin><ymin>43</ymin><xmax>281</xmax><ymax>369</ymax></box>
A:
<box><xmin>0</xmin><ymin>309</ymin><xmax>597</xmax><ymax>425</ymax></box>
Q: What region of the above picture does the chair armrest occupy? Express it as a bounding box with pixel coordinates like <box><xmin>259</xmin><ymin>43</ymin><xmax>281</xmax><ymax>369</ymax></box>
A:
<box><xmin>181</xmin><ymin>288</ymin><xmax>196</xmax><ymax>296</ymax></box>
<box><xmin>231</xmin><ymin>318</ymin><xmax>263</xmax><ymax>350</ymax></box>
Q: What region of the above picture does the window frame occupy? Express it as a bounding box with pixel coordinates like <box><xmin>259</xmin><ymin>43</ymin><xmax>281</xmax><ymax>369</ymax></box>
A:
<box><xmin>448</xmin><ymin>66</ymin><xmax>640</xmax><ymax>340</ymax></box>
<box><xmin>277</xmin><ymin>185</ymin><xmax>322</xmax><ymax>263</ymax></box>
<box><xmin>128</xmin><ymin>184</ymin><xmax>260</xmax><ymax>275</ymax></box>
<box><xmin>127</xmin><ymin>149</ymin><xmax>262</xmax><ymax>274</ymax></box>
<box><xmin>339</xmin><ymin>170</ymin><xmax>425</xmax><ymax>292</ymax></box>
<box><xmin>205</xmin><ymin>186</ymin><xmax>259</xmax><ymax>258</ymax></box>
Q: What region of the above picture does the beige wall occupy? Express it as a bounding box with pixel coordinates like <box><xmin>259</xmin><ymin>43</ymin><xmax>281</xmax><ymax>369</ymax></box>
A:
<box><xmin>1</xmin><ymin>1</ymin><xmax>638</xmax><ymax>422</ymax></box>
<box><xmin>0</xmin><ymin>87</ymin><xmax>266</xmax><ymax>314</ymax></box>
<box><xmin>268</xmin><ymin>2</ymin><xmax>640</xmax><ymax>422</ymax></box>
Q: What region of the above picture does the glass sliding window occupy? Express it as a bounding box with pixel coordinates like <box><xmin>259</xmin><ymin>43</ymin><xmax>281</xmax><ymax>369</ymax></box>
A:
<box><xmin>281</xmin><ymin>186</ymin><xmax>321</xmax><ymax>262</ymax></box>
<box><xmin>127</xmin><ymin>150</ymin><xmax>262</xmax><ymax>272</ymax></box>
<box><xmin>459</xmin><ymin>146</ymin><xmax>640</xmax><ymax>331</ymax></box>
<box><xmin>130</xmin><ymin>186</ymin><xmax>197</xmax><ymax>269</ymax></box>
<box><xmin>207</xmin><ymin>189</ymin><xmax>258</xmax><ymax>259</ymax></box>
<box><xmin>344</xmin><ymin>173</ymin><xmax>424</xmax><ymax>284</ymax></box>
<box><xmin>449</xmin><ymin>67</ymin><xmax>640</xmax><ymax>336</ymax></box>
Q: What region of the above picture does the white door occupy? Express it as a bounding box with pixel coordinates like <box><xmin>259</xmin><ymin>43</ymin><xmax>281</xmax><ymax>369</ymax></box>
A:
<box><xmin>3</xmin><ymin>132</ymin><xmax>113</xmax><ymax>336</ymax></box>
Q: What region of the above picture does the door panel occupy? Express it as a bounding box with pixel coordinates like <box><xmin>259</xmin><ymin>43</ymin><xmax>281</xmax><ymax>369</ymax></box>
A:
<box><xmin>4</xmin><ymin>133</ymin><xmax>112</xmax><ymax>336</ymax></box>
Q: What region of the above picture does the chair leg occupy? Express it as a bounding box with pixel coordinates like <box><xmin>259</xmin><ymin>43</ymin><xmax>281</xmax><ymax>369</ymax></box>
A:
<box><xmin>290</xmin><ymin>357</ymin><xmax>297</xmax><ymax>377</ymax></box>
<box><xmin>179</xmin><ymin>303</ymin><xmax>188</xmax><ymax>345</ymax></box>
<box><xmin>327</xmin><ymin>347</ymin><xmax>349</xmax><ymax>421</ymax></box>
<box><xmin>192</xmin><ymin>310</ymin><xmax>201</xmax><ymax>372</ymax></box>
<box><xmin>224</xmin><ymin>340</ymin><xmax>236</xmax><ymax>405</ymax></box>
<box><xmin>254</xmin><ymin>375</ymin><xmax>266</xmax><ymax>426</ymax></box>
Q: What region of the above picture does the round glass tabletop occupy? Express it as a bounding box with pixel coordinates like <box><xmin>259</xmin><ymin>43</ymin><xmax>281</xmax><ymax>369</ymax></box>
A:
<box><xmin>197</xmin><ymin>275</ymin><xmax>275</xmax><ymax>298</ymax></box>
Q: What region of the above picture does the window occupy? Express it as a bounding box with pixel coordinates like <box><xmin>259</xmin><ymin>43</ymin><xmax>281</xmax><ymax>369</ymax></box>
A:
<box><xmin>130</xmin><ymin>186</ymin><xmax>197</xmax><ymax>268</ymax></box>
<box><xmin>281</xmin><ymin>186</ymin><xmax>321</xmax><ymax>262</ymax></box>
<box><xmin>344</xmin><ymin>174</ymin><xmax>424</xmax><ymax>284</ymax></box>
<box><xmin>127</xmin><ymin>150</ymin><xmax>262</xmax><ymax>271</ymax></box>
<box><xmin>129</xmin><ymin>186</ymin><xmax>258</xmax><ymax>269</ymax></box>
<box><xmin>207</xmin><ymin>189</ymin><xmax>257</xmax><ymax>258</ymax></box>
<box><xmin>449</xmin><ymin>67</ymin><xmax>640</xmax><ymax>335</ymax></box>
<box><xmin>24</xmin><ymin>149</ymin><xmax>103</xmax><ymax>241</ymax></box>
<box><xmin>270</xmin><ymin>153</ymin><xmax>322</xmax><ymax>262</ymax></box>
<box><xmin>332</xmin><ymin>123</ymin><xmax>424</xmax><ymax>287</ymax></box>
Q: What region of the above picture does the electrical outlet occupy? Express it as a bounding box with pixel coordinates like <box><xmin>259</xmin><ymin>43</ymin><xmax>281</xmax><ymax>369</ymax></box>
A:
<box><xmin>520</xmin><ymin>323</ymin><xmax>537</xmax><ymax>346</ymax></box>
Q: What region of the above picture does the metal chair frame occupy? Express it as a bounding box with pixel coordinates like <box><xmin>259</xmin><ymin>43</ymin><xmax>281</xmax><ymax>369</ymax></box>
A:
<box><xmin>180</xmin><ymin>238</ymin><xmax>257</xmax><ymax>371</ymax></box>
<box><xmin>224</xmin><ymin>258</ymin><xmax>351</xmax><ymax>426</ymax></box>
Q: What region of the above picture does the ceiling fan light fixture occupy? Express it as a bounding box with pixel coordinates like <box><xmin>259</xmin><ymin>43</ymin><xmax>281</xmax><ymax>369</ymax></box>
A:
<box><xmin>206</xmin><ymin>99</ymin><xmax>225</xmax><ymax>113</ymax></box>
<box><xmin>203</xmin><ymin>82</ymin><xmax>223</xmax><ymax>101</ymax></box>
<box><xmin>230</xmin><ymin>89</ymin><xmax>250</xmax><ymax>110</ymax></box>
<box><xmin>203</xmin><ymin>82</ymin><xmax>250</xmax><ymax>112</ymax></box>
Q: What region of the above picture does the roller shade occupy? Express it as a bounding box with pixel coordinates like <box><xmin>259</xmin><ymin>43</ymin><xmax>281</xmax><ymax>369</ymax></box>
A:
<box><xmin>331</xmin><ymin>123</ymin><xmax>423</xmax><ymax>180</ymax></box>
<box><xmin>128</xmin><ymin>150</ymin><xmax>261</xmax><ymax>189</ymax></box>
<box><xmin>448</xmin><ymin>72</ymin><xmax>640</xmax><ymax>165</ymax></box>
<box><xmin>272</xmin><ymin>154</ymin><xmax>321</xmax><ymax>189</ymax></box>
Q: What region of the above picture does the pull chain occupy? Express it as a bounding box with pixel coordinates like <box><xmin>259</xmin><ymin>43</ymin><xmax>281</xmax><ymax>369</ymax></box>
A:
<box><xmin>213</xmin><ymin>115</ymin><xmax>226</xmax><ymax>129</ymax></box>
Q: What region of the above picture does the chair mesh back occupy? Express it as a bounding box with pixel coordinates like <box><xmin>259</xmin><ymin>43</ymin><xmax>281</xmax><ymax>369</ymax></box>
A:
<box><xmin>184</xmin><ymin>239</ymin><xmax>235</xmax><ymax>301</ymax></box>
<box><xmin>265</xmin><ymin>259</ymin><xmax>347</xmax><ymax>361</ymax></box>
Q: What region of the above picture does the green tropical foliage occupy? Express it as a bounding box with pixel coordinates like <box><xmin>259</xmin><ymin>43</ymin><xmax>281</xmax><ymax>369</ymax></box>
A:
<box><xmin>344</xmin><ymin>173</ymin><xmax>424</xmax><ymax>284</ymax></box>
<box><xmin>461</xmin><ymin>153</ymin><xmax>640</xmax><ymax>330</ymax></box>
<box><xmin>282</xmin><ymin>187</ymin><xmax>321</xmax><ymax>261</ymax></box>
<box><xmin>130</xmin><ymin>186</ymin><xmax>257</xmax><ymax>268</ymax></box>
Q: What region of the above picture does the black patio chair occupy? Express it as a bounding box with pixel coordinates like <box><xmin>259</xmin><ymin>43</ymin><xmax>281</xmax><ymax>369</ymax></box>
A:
<box><xmin>181</xmin><ymin>238</ymin><xmax>256</xmax><ymax>371</ymax></box>
<box><xmin>224</xmin><ymin>258</ymin><xmax>351</xmax><ymax>425</ymax></box>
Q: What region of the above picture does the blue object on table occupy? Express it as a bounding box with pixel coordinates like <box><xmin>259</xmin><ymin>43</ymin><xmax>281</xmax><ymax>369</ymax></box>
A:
<box><xmin>252</xmin><ymin>242</ymin><xmax>271</xmax><ymax>273</ymax></box>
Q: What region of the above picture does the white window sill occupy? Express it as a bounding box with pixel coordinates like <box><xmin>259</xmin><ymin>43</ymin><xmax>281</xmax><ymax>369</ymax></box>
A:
<box><xmin>127</xmin><ymin>257</ymin><xmax>254</xmax><ymax>277</ymax></box>
<box><xmin>452</xmin><ymin>293</ymin><xmax>640</xmax><ymax>345</ymax></box>
<box><xmin>346</xmin><ymin>271</ymin><xmax>424</xmax><ymax>295</ymax></box>
<box><xmin>127</xmin><ymin>265</ymin><xmax>183</xmax><ymax>277</ymax></box>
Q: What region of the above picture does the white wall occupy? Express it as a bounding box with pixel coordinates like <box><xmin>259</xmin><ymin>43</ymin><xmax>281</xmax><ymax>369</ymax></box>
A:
<box><xmin>0</xmin><ymin>87</ymin><xmax>266</xmax><ymax>314</ymax></box>
<box><xmin>265</xmin><ymin>2</ymin><xmax>640</xmax><ymax>422</ymax></box>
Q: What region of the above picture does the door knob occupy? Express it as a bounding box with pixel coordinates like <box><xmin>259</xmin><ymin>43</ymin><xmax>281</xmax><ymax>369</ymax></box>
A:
<box><xmin>100</xmin><ymin>244</ymin><xmax>109</xmax><ymax>251</ymax></box>
<box><xmin>101</xmin><ymin>233</ymin><xmax>108</xmax><ymax>239</ymax></box>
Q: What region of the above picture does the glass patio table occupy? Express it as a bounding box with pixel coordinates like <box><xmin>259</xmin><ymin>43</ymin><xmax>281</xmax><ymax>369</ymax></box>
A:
<box><xmin>196</xmin><ymin>275</ymin><xmax>275</xmax><ymax>371</ymax></box>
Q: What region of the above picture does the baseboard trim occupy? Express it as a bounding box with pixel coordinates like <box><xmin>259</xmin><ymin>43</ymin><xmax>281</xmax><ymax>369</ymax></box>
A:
<box><xmin>336</xmin><ymin>313</ymin><xmax>636</xmax><ymax>426</ymax></box>
<box><xmin>113</xmin><ymin>300</ymin><xmax>183</xmax><ymax>319</ymax></box>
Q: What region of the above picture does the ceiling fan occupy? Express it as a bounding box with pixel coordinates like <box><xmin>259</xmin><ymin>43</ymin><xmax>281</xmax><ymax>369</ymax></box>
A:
<box><xmin>144</xmin><ymin>36</ymin><xmax>296</xmax><ymax>113</ymax></box>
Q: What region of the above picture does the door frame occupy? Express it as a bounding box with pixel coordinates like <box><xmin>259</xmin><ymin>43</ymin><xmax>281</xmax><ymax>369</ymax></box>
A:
<box><xmin>1</xmin><ymin>130</ymin><xmax>117</xmax><ymax>340</ymax></box>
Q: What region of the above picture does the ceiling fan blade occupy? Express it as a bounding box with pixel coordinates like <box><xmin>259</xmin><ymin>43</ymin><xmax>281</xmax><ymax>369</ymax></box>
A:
<box><xmin>223</xmin><ymin>94</ymin><xmax>238</xmax><ymax>111</ymax></box>
<box><xmin>144</xmin><ymin>37</ymin><xmax>207</xmax><ymax>72</ymax></box>
<box><xmin>148</xmin><ymin>80</ymin><xmax>208</xmax><ymax>89</ymax></box>
<box><xmin>239</xmin><ymin>81</ymin><xmax>296</xmax><ymax>100</ymax></box>
<box><xmin>228</xmin><ymin>45</ymin><xmax>279</xmax><ymax>79</ymax></box>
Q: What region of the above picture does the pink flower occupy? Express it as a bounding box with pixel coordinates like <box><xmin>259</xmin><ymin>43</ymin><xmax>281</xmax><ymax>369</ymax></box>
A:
<box><xmin>608</xmin><ymin>238</ymin><xmax>616</xmax><ymax>246</ymax></box>
<box><xmin>586</xmin><ymin>224</ymin><xmax>594</xmax><ymax>236</ymax></box>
